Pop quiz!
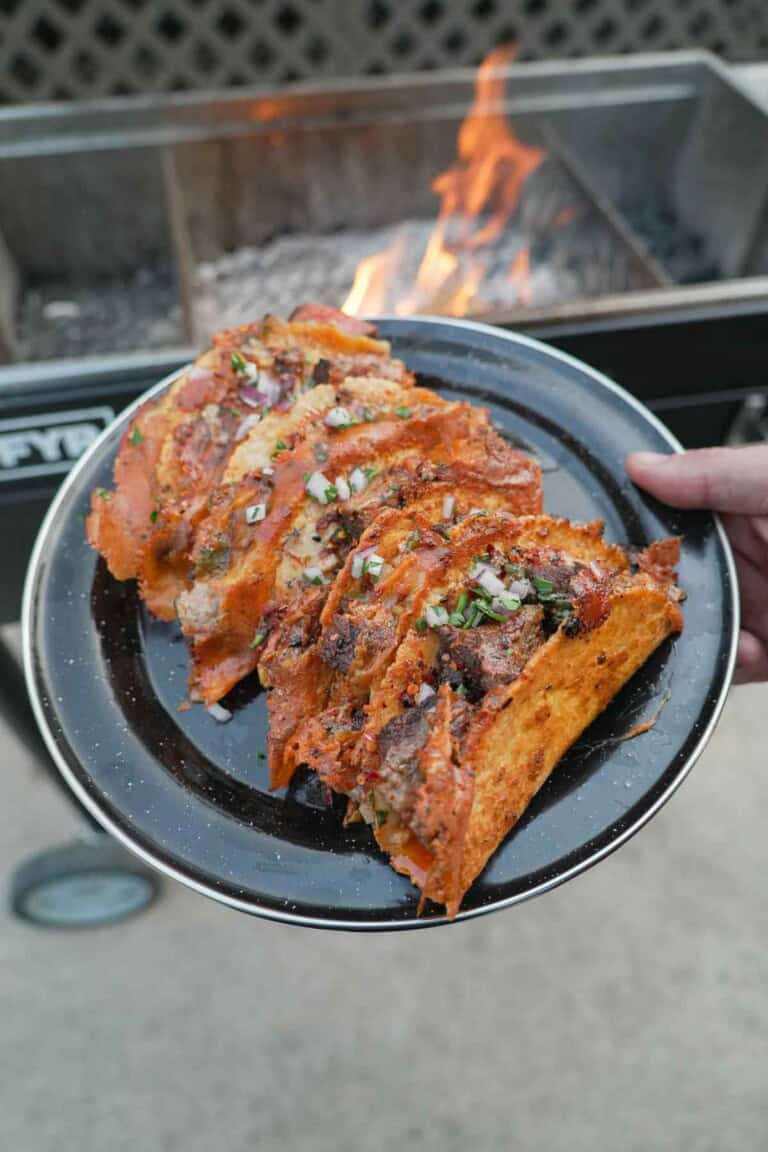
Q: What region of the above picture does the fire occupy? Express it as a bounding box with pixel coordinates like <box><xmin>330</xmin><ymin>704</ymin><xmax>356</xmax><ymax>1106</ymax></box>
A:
<box><xmin>343</xmin><ymin>44</ymin><xmax>545</xmax><ymax>317</ymax></box>
<box><xmin>508</xmin><ymin>246</ymin><xmax>532</xmax><ymax>307</ymax></box>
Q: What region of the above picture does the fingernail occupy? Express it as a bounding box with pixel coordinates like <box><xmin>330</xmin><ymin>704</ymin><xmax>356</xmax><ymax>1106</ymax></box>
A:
<box><xmin>628</xmin><ymin>451</ymin><xmax>669</xmax><ymax>468</ymax></box>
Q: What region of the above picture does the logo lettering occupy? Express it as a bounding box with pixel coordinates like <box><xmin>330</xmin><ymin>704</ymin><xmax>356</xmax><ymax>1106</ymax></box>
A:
<box><xmin>0</xmin><ymin>407</ymin><xmax>115</xmax><ymax>482</ymax></box>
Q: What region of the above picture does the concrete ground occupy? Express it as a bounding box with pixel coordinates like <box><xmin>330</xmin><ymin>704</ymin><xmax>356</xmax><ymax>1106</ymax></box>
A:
<box><xmin>2</xmin><ymin>647</ymin><xmax>767</xmax><ymax>1150</ymax></box>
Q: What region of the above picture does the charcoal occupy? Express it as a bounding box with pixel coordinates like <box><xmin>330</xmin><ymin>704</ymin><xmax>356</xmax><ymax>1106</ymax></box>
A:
<box><xmin>17</xmin><ymin>265</ymin><xmax>184</xmax><ymax>362</ymax></box>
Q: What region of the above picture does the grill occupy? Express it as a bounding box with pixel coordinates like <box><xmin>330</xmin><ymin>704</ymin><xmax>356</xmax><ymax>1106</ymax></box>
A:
<box><xmin>1</xmin><ymin>50</ymin><xmax>768</xmax><ymax>366</ymax></box>
<box><xmin>1</xmin><ymin>49</ymin><xmax>768</xmax><ymax>622</ymax></box>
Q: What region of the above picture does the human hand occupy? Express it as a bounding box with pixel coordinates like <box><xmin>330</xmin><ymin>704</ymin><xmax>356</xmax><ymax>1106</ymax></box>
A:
<box><xmin>626</xmin><ymin>445</ymin><xmax>768</xmax><ymax>684</ymax></box>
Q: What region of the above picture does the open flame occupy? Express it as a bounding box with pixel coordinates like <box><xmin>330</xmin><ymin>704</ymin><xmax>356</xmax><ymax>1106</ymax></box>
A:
<box><xmin>343</xmin><ymin>44</ymin><xmax>545</xmax><ymax>317</ymax></box>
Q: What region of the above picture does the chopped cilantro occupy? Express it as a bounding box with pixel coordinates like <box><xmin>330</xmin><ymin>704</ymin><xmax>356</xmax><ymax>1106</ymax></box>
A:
<box><xmin>96</xmin><ymin>488</ymin><xmax>112</xmax><ymax>501</ymax></box>
<box><xmin>250</xmin><ymin>628</ymin><xmax>267</xmax><ymax>648</ymax></box>
<box><xmin>129</xmin><ymin>427</ymin><xmax>144</xmax><ymax>447</ymax></box>
<box><xmin>230</xmin><ymin>351</ymin><xmax>247</xmax><ymax>373</ymax></box>
<box><xmin>414</xmin><ymin>617</ymin><xmax>428</xmax><ymax>634</ymax></box>
<box><xmin>475</xmin><ymin>600</ymin><xmax>506</xmax><ymax>622</ymax></box>
<box><xmin>362</xmin><ymin>407</ymin><xmax>375</xmax><ymax>423</ymax></box>
<box><xmin>363</xmin><ymin>466</ymin><xmax>378</xmax><ymax>480</ymax></box>
<box><xmin>395</xmin><ymin>405</ymin><xmax>412</xmax><ymax>419</ymax></box>
<box><xmin>272</xmin><ymin>439</ymin><xmax>287</xmax><ymax>458</ymax></box>
<box><xmin>149</xmin><ymin>508</ymin><xmax>160</xmax><ymax>524</ymax></box>
<box><xmin>463</xmin><ymin>602</ymin><xmax>482</xmax><ymax>629</ymax></box>
<box><xmin>404</xmin><ymin>530</ymin><xmax>421</xmax><ymax>552</ymax></box>
<box><xmin>533</xmin><ymin>576</ymin><xmax>555</xmax><ymax>596</ymax></box>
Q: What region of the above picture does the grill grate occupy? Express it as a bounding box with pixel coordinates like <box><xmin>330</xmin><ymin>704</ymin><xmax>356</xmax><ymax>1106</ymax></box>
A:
<box><xmin>1</xmin><ymin>1</ymin><xmax>768</xmax><ymax>103</ymax></box>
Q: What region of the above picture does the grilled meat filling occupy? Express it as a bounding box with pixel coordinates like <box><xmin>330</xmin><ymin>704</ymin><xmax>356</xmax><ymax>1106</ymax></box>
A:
<box><xmin>437</xmin><ymin>607</ymin><xmax>545</xmax><ymax>703</ymax></box>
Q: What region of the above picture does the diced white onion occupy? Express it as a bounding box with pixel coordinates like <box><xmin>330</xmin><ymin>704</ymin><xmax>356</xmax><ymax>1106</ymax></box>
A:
<box><xmin>306</xmin><ymin>471</ymin><xmax>334</xmax><ymax>504</ymax></box>
<box><xmin>245</xmin><ymin>503</ymin><xmax>267</xmax><ymax>524</ymax></box>
<box><xmin>207</xmin><ymin>702</ymin><xmax>232</xmax><ymax>723</ymax></box>
<box><xmin>477</xmin><ymin>568</ymin><xmax>507</xmax><ymax>597</ymax></box>
<box><xmin>364</xmin><ymin>552</ymin><xmax>385</xmax><ymax>580</ymax></box>
<box><xmin>507</xmin><ymin>578</ymin><xmax>532</xmax><ymax>600</ymax></box>
<box><xmin>351</xmin><ymin>546</ymin><xmax>375</xmax><ymax>579</ymax></box>
<box><xmin>349</xmin><ymin>467</ymin><xmax>367</xmax><ymax>493</ymax></box>
<box><xmin>235</xmin><ymin>413</ymin><xmax>261</xmax><ymax>440</ymax></box>
<box><xmin>325</xmin><ymin>406</ymin><xmax>352</xmax><ymax>428</ymax></box>
<box><xmin>318</xmin><ymin>553</ymin><xmax>338</xmax><ymax>573</ymax></box>
<box><xmin>262</xmin><ymin>465</ymin><xmax>274</xmax><ymax>476</ymax></box>
<box><xmin>417</xmin><ymin>682</ymin><xmax>435</xmax><ymax>704</ymax></box>
<box><xmin>243</xmin><ymin>359</ymin><xmax>260</xmax><ymax>382</ymax></box>
<box><xmin>425</xmin><ymin>604</ymin><xmax>450</xmax><ymax>627</ymax></box>
<box><xmin>303</xmin><ymin>565</ymin><xmax>328</xmax><ymax>585</ymax></box>
<box><xmin>335</xmin><ymin>475</ymin><xmax>351</xmax><ymax>501</ymax></box>
<box><xmin>442</xmin><ymin>494</ymin><xmax>456</xmax><ymax>521</ymax></box>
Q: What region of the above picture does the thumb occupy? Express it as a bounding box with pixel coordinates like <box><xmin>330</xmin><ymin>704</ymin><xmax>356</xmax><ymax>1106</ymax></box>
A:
<box><xmin>626</xmin><ymin>445</ymin><xmax>768</xmax><ymax>515</ymax></box>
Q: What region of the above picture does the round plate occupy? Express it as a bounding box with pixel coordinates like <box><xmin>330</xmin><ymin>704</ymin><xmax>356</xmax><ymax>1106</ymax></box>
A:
<box><xmin>23</xmin><ymin>318</ymin><xmax>738</xmax><ymax>930</ymax></box>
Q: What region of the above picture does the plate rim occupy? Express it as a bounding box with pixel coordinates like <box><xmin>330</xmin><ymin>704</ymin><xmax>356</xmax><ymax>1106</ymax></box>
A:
<box><xmin>21</xmin><ymin>316</ymin><xmax>740</xmax><ymax>931</ymax></box>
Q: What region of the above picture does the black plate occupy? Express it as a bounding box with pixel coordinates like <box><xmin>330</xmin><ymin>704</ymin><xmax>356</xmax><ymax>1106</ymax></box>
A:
<box><xmin>23</xmin><ymin>318</ymin><xmax>738</xmax><ymax>930</ymax></box>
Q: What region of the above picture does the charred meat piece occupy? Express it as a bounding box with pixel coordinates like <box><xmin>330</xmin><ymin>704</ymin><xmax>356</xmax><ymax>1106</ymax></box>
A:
<box><xmin>437</xmin><ymin>606</ymin><xmax>545</xmax><ymax>703</ymax></box>
<box><xmin>319</xmin><ymin>613</ymin><xmax>397</xmax><ymax>677</ymax></box>
<box><xmin>376</xmin><ymin>703</ymin><xmax>434</xmax><ymax>822</ymax></box>
<box><xmin>319</xmin><ymin>614</ymin><xmax>359</xmax><ymax>675</ymax></box>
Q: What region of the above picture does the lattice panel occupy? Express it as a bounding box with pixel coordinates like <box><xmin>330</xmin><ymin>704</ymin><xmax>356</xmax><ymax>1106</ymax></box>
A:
<box><xmin>1</xmin><ymin>1</ymin><xmax>767</xmax><ymax>103</ymax></box>
<box><xmin>0</xmin><ymin>0</ymin><xmax>353</xmax><ymax>102</ymax></box>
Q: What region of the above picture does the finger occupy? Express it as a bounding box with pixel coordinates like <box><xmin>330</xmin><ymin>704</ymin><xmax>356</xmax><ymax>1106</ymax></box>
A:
<box><xmin>626</xmin><ymin>445</ymin><xmax>768</xmax><ymax>515</ymax></box>
<box><xmin>734</xmin><ymin>629</ymin><xmax>768</xmax><ymax>685</ymax></box>
<box><xmin>720</xmin><ymin>514</ymin><xmax>766</xmax><ymax>571</ymax></box>
<box><xmin>729</xmin><ymin>547</ymin><xmax>768</xmax><ymax>645</ymax></box>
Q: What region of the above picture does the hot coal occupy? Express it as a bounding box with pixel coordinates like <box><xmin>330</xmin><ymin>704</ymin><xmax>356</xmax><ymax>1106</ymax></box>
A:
<box><xmin>16</xmin><ymin>266</ymin><xmax>186</xmax><ymax>363</ymax></box>
<box><xmin>619</xmin><ymin>202</ymin><xmax>720</xmax><ymax>285</ymax></box>
<box><xmin>192</xmin><ymin>162</ymin><xmax>654</xmax><ymax>330</ymax></box>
